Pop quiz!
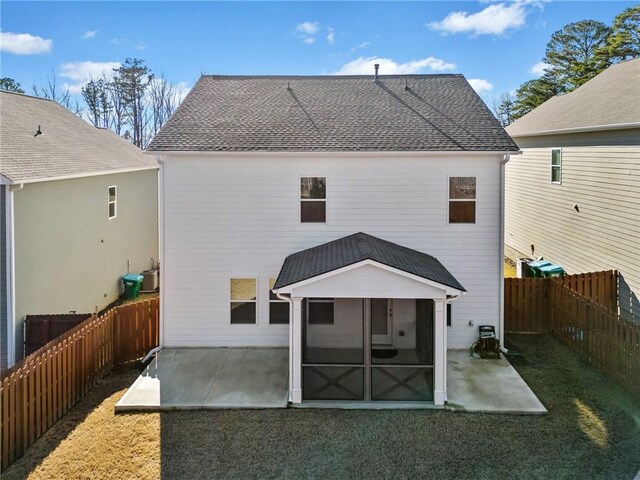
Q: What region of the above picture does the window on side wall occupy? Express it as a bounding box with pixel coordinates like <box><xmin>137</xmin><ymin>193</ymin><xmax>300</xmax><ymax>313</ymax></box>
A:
<box><xmin>449</xmin><ymin>177</ymin><xmax>476</xmax><ymax>224</ymax></box>
<box><xmin>230</xmin><ymin>278</ymin><xmax>256</xmax><ymax>324</ymax></box>
<box><xmin>301</xmin><ymin>177</ymin><xmax>326</xmax><ymax>223</ymax></box>
<box><xmin>551</xmin><ymin>149</ymin><xmax>562</xmax><ymax>184</ymax></box>
<box><xmin>108</xmin><ymin>186</ymin><xmax>117</xmax><ymax>219</ymax></box>
<box><xmin>307</xmin><ymin>298</ymin><xmax>334</xmax><ymax>325</ymax></box>
<box><xmin>447</xmin><ymin>303</ymin><xmax>452</xmax><ymax>327</ymax></box>
<box><xmin>269</xmin><ymin>278</ymin><xmax>289</xmax><ymax>324</ymax></box>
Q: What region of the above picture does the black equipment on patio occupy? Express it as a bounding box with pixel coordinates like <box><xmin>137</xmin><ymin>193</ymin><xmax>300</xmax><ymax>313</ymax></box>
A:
<box><xmin>470</xmin><ymin>325</ymin><xmax>500</xmax><ymax>359</ymax></box>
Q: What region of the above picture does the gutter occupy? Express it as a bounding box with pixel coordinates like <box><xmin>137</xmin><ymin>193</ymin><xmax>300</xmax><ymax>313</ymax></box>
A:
<box><xmin>5</xmin><ymin>183</ymin><xmax>23</xmax><ymax>367</ymax></box>
<box><xmin>142</xmin><ymin>157</ymin><xmax>165</xmax><ymax>364</ymax></box>
<box><xmin>509</xmin><ymin>121</ymin><xmax>640</xmax><ymax>138</ymax></box>
<box><xmin>2</xmin><ymin>166</ymin><xmax>158</xmax><ymax>186</ymax></box>
<box><xmin>142</xmin><ymin>150</ymin><xmax>523</xmax><ymax>159</ymax></box>
<box><xmin>499</xmin><ymin>155</ymin><xmax>510</xmax><ymax>354</ymax></box>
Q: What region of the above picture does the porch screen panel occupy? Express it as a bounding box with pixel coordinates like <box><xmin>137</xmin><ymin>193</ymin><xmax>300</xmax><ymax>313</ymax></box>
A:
<box><xmin>371</xmin><ymin>367</ymin><xmax>433</xmax><ymax>401</ymax></box>
<box><xmin>303</xmin><ymin>366</ymin><xmax>365</xmax><ymax>401</ymax></box>
<box><xmin>416</xmin><ymin>299</ymin><xmax>434</xmax><ymax>365</ymax></box>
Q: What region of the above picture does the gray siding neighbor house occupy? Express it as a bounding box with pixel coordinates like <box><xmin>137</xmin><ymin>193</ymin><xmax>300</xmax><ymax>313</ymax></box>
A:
<box><xmin>0</xmin><ymin>91</ymin><xmax>159</xmax><ymax>370</ymax></box>
<box><xmin>505</xmin><ymin>58</ymin><xmax>640</xmax><ymax>321</ymax></box>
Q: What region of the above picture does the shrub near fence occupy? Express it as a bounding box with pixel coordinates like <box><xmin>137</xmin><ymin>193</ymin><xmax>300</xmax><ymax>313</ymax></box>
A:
<box><xmin>0</xmin><ymin>298</ymin><xmax>159</xmax><ymax>471</ymax></box>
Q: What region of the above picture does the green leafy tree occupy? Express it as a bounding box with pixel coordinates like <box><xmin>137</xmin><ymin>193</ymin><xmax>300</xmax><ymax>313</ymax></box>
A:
<box><xmin>0</xmin><ymin>77</ymin><xmax>25</xmax><ymax>93</ymax></box>
<box><xmin>543</xmin><ymin>20</ymin><xmax>612</xmax><ymax>90</ymax></box>
<box><xmin>112</xmin><ymin>58</ymin><xmax>154</xmax><ymax>147</ymax></box>
<box><xmin>81</xmin><ymin>78</ymin><xmax>111</xmax><ymax>128</ymax></box>
<box><xmin>602</xmin><ymin>6</ymin><xmax>640</xmax><ymax>61</ymax></box>
<box><xmin>512</xmin><ymin>75</ymin><xmax>566</xmax><ymax>121</ymax></box>
<box><xmin>492</xmin><ymin>92</ymin><xmax>516</xmax><ymax>127</ymax></box>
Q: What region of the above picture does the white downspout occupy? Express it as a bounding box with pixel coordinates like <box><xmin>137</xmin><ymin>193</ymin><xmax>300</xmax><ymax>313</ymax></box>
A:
<box><xmin>500</xmin><ymin>155</ymin><xmax>510</xmax><ymax>354</ymax></box>
<box><xmin>6</xmin><ymin>183</ymin><xmax>23</xmax><ymax>368</ymax></box>
<box><xmin>275</xmin><ymin>290</ymin><xmax>294</xmax><ymax>402</ymax></box>
<box><xmin>142</xmin><ymin>158</ymin><xmax>164</xmax><ymax>364</ymax></box>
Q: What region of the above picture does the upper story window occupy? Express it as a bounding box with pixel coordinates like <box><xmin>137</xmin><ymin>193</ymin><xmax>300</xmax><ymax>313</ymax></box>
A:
<box><xmin>448</xmin><ymin>177</ymin><xmax>476</xmax><ymax>224</ymax></box>
<box><xmin>108</xmin><ymin>186</ymin><xmax>117</xmax><ymax>219</ymax></box>
<box><xmin>230</xmin><ymin>278</ymin><xmax>256</xmax><ymax>324</ymax></box>
<box><xmin>301</xmin><ymin>177</ymin><xmax>326</xmax><ymax>223</ymax></box>
<box><xmin>551</xmin><ymin>149</ymin><xmax>562</xmax><ymax>184</ymax></box>
<box><xmin>269</xmin><ymin>278</ymin><xmax>289</xmax><ymax>324</ymax></box>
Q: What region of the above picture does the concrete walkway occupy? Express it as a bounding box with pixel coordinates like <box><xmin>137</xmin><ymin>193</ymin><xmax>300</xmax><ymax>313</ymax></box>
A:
<box><xmin>446</xmin><ymin>350</ymin><xmax>547</xmax><ymax>414</ymax></box>
<box><xmin>115</xmin><ymin>348</ymin><xmax>289</xmax><ymax>412</ymax></box>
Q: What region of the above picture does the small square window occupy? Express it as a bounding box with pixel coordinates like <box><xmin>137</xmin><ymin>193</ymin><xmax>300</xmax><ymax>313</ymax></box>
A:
<box><xmin>449</xmin><ymin>177</ymin><xmax>476</xmax><ymax>224</ymax></box>
<box><xmin>301</xmin><ymin>177</ymin><xmax>326</xmax><ymax>223</ymax></box>
<box><xmin>307</xmin><ymin>298</ymin><xmax>334</xmax><ymax>325</ymax></box>
<box><xmin>230</xmin><ymin>278</ymin><xmax>256</xmax><ymax>324</ymax></box>
<box><xmin>108</xmin><ymin>186</ymin><xmax>117</xmax><ymax>219</ymax></box>
<box><xmin>551</xmin><ymin>149</ymin><xmax>562</xmax><ymax>184</ymax></box>
<box><xmin>269</xmin><ymin>278</ymin><xmax>289</xmax><ymax>324</ymax></box>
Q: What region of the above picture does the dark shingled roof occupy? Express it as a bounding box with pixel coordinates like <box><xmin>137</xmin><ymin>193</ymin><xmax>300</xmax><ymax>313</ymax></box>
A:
<box><xmin>273</xmin><ymin>232</ymin><xmax>466</xmax><ymax>292</ymax></box>
<box><xmin>148</xmin><ymin>75</ymin><xmax>518</xmax><ymax>152</ymax></box>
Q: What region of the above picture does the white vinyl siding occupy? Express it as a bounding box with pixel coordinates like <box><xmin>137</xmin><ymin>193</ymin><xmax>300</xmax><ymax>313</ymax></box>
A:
<box><xmin>161</xmin><ymin>153</ymin><xmax>504</xmax><ymax>349</ymax></box>
<box><xmin>505</xmin><ymin>135</ymin><xmax>640</xmax><ymax>321</ymax></box>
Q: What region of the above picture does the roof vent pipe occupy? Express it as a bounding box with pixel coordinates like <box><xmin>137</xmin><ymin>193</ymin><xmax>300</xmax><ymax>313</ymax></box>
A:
<box><xmin>373</xmin><ymin>63</ymin><xmax>380</xmax><ymax>82</ymax></box>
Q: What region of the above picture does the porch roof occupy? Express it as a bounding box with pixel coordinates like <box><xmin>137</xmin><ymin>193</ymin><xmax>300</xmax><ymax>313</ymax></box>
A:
<box><xmin>274</xmin><ymin>232</ymin><xmax>466</xmax><ymax>292</ymax></box>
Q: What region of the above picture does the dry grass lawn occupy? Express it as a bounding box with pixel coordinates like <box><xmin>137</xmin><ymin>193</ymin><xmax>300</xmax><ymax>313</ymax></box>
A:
<box><xmin>4</xmin><ymin>335</ymin><xmax>639</xmax><ymax>480</ymax></box>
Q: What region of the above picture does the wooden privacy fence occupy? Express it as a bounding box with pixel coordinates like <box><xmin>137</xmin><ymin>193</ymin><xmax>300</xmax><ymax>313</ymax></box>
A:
<box><xmin>549</xmin><ymin>282</ymin><xmax>639</xmax><ymax>399</ymax></box>
<box><xmin>505</xmin><ymin>270</ymin><xmax>619</xmax><ymax>333</ymax></box>
<box><xmin>0</xmin><ymin>298</ymin><xmax>159</xmax><ymax>471</ymax></box>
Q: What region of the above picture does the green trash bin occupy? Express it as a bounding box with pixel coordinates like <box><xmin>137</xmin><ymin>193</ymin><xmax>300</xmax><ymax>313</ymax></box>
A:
<box><xmin>122</xmin><ymin>274</ymin><xmax>144</xmax><ymax>299</ymax></box>
<box><xmin>540</xmin><ymin>264</ymin><xmax>565</xmax><ymax>278</ymax></box>
<box><xmin>528</xmin><ymin>260</ymin><xmax>551</xmax><ymax>278</ymax></box>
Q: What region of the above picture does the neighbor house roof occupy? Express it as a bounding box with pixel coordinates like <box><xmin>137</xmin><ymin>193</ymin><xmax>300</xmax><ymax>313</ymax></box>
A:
<box><xmin>0</xmin><ymin>91</ymin><xmax>157</xmax><ymax>183</ymax></box>
<box><xmin>148</xmin><ymin>74</ymin><xmax>518</xmax><ymax>153</ymax></box>
<box><xmin>507</xmin><ymin>58</ymin><xmax>640</xmax><ymax>138</ymax></box>
<box><xmin>273</xmin><ymin>232</ymin><xmax>466</xmax><ymax>292</ymax></box>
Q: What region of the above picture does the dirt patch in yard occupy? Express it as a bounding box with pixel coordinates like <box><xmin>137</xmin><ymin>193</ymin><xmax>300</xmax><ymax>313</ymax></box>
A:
<box><xmin>4</xmin><ymin>335</ymin><xmax>639</xmax><ymax>480</ymax></box>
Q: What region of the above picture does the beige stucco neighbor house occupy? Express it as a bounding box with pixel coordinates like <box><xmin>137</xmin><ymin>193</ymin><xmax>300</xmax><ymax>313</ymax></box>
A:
<box><xmin>505</xmin><ymin>58</ymin><xmax>640</xmax><ymax>321</ymax></box>
<box><xmin>0</xmin><ymin>91</ymin><xmax>159</xmax><ymax>370</ymax></box>
<box><xmin>147</xmin><ymin>71</ymin><xmax>520</xmax><ymax>406</ymax></box>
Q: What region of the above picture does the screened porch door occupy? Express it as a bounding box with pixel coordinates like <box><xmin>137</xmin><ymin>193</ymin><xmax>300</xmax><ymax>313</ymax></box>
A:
<box><xmin>371</xmin><ymin>298</ymin><xmax>392</xmax><ymax>346</ymax></box>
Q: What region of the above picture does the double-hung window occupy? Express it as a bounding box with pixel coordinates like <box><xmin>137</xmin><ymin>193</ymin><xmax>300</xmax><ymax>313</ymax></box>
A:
<box><xmin>108</xmin><ymin>186</ymin><xmax>117</xmax><ymax>219</ymax></box>
<box><xmin>230</xmin><ymin>278</ymin><xmax>256</xmax><ymax>324</ymax></box>
<box><xmin>551</xmin><ymin>149</ymin><xmax>562</xmax><ymax>184</ymax></box>
<box><xmin>269</xmin><ymin>278</ymin><xmax>289</xmax><ymax>324</ymax></box>
<box><xmin>449</xmin><ymin>177</ymin><xmax>476</xmax><ymax>224</ymax></box>
<box><xmin>301</xmin><ymin>177</ymin><xmax>326</xmax><ymax>223</ymax></box>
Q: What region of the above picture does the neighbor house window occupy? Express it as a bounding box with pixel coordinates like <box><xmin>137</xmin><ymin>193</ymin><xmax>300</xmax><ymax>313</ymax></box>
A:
<box><xmin>301</xmin><ymin>177</ymin><xmax>326</xmax><ymax>223</ymax></box>
<box><xmin>551</xmin><ymin>149</ymin><xmax>562</xmax><ymax>184</ymax></box>
<box><xmin>269</xmin><ymin>278</ymin><xmax>289</xmax><ymax>324</ymax></box>
<box><xmin>230</xmin><ymin>278</ymin><xmax>256</xmax><ymax>324</ymax></box>
<box><xmin>307</xmin><ymin>298</ymin><xmax>334</xmax><ymax>325</ymax></box>
<box><xmin>108</xmin><ymin>186</ymin><xmax>117</xmax><ymax>219</ymax></box>
<box><xmin>449</xmin><ymin>177</ymin><xmax>476</xmax><ymax>224</ymax></box>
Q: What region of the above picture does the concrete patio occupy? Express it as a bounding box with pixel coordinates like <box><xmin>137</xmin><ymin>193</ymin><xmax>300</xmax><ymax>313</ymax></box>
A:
<box><xmin>115</xmin><ymin>348</ymin><xmax>289</xmax><ymax>412</ymax></box>
<box><xmin>446</xmin><ymin>350</ymin><xmax>547</xmax><ymax>414</ymax></box>
<box><xmin>116</xmin><ymin>347</ymin><xmax>546</xmax><ymax>414</ymax></box>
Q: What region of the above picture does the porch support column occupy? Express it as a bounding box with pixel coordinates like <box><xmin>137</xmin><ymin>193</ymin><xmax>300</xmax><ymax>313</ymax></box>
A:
<box><xmin>291</xmin><ymin>297</ymin><xmax>303</xmax><ymax>404</ymax></box>
<box><xmin>433</xmin><ymin>299</ymin><xmax>446</xmax><ymax>406</ymax></box>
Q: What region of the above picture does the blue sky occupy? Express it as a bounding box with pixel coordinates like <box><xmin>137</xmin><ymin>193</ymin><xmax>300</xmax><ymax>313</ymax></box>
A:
<box><xmin>0</xmin><ymin>1</ymin><xmax>635</xmax><ymax>106</ymax></box>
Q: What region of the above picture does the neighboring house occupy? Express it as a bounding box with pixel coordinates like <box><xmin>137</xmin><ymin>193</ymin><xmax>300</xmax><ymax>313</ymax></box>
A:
<box><xmin>147</xmin><ymin>71</ymin><xmax>519</xmax><ymax>406</ymax></box>
<box><xmin>505</xmin><ymin>58</ymin><xmax>640</xmax><ymax>321</ymax></box>
<box><xmin>0</xmin><ymin>91</ymin><xmax>159</xmax><ymax>370</ymax></box>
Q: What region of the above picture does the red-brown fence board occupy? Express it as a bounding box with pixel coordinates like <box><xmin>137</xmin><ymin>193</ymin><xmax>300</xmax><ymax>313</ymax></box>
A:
<box><xmin>0</xmin><ymin>297</ymin><xmax>159</xmax><ymax>471</ymax></box>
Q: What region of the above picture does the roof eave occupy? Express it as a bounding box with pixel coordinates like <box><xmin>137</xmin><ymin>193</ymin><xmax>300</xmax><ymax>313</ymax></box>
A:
<box><xmin>508</xmin><ymin>122</ymin><xmax>640</xmax><ymax>138</ymax></box>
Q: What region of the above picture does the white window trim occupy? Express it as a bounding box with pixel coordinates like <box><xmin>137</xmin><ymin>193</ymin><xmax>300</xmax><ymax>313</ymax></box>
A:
<box><xmin>229</xmin><ymin>277</ymin><xmax>258</xmax><ymax>326</ymax></box>
<box><xmin>551</xmin><ymin>148</ymin><xmax>562</xmax><ymax>185</ymax></box>
<box><xmin>107</xmin><ymin>185</ymin><xmax>117</xmax><ymax>220</ymax></box>
<box><xmin>299</xmin><ymin>176</ymin><xmax>327</xmax><ymax>224</ymax></box>
<box><xmin>269</xmin><ymin>278</ymin><xmax>289</xmax><ymax>325</ymax></box>
<box><xmin>447</xmin><ymin>175</ymin><xmax>477</xmax><ymax>225</ymax></box>
<box><xmin>306</xmin><ymin>298</ymin><xmax>335</xmax><ymax>325</ymax></box>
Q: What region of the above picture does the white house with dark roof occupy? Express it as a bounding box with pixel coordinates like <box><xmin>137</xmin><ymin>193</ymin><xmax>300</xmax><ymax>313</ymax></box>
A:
<box><xmin>0</xmin><ymin>91</ymin><xmax>159</xmax><ymax>370</ymax></box>
<box><xmin>147</xmin><ymin>71</ymin><xmax>520</xmax><ymax>406</ymax></box>
<box><xmin>505</xmin><ymin>58</ymin><xmax>640</xmax><ymax>322</ymax></box>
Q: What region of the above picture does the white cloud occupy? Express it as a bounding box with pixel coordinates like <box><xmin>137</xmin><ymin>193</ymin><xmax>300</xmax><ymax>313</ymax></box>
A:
<box><xmin>0</xmin><ymin>31</ymin><xmax>52</xmax><ymax>55</ymax></box>
<box><xmin>327</xmin><ymin>27</ymin><xmax>335</xmax><ymax>44</ymax></box>
<box><xmin>468</xmin><ymin>78</ymin><xmax>494</xmax><ymax>94</ymax></box>
<box><xmin>531</xmin><ymin>61</ymin><xmax>550</xmax><ymax>76</ymax></box>
<box><xmin>59</xmin><ymin>61</ymin><xmax>121</xmax><ymax>94</ymax></box>
<box><xmin>427</xmin><ymin>1</ymin><xmax>539</xmax><ymax>36</ymax></box>
<box><xmin>296</xmin><ymin>22</ymin><xmax>320</xmax><ymax>35</ymax></box>
<box><xmin>303</xmin><ymin>37</ymin><xmax>316</xmax><ymax>45</ymax></box>
<box><xmin>351</xmin><ymin>42</ymin><xmax>370</xmax><ymax>53</ymax></box>
<box><xmin>81</xmin><ymin>30</ymin><xmax>98</xmax><ymax>39</ymax></box>
<box><xmin>334</xmin><ymin>56</ymin><xmax>456</xmax><ymax>75</ymax></box>
<box><xmin>174</xmin><ymin>81</ymin><xmax>191</xmax><ymax>103</ymax></box>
